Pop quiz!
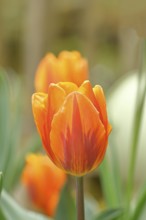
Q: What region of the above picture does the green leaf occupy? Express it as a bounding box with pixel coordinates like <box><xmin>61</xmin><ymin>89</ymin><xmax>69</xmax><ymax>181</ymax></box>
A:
<box><xmin>94</xmin><ymin>208</ymin><xmax>124</xmax><ymax>220</ymax></box>
<box><xmin>0</xmin><ymin>190</ymin><xmax>52</xmax><ymax>220</ymax></box>
<box><xmin>0</xmin><ymin>208</ymin><xmax>6</xmax><ymax>220</ymax></box>
<box><xmin>55</xmin><ymin>183</ymin><xmax>76</xmax><ymax>220</ymax></box>
<box><xmin>0</xmin><ymin>70</ymin><xmax>10</xmax><ymax>173</ymax></box>
<box><xmin>5</xmin><ymin>133</ymin><xmax>41</xmax><ymax>191</ymax></box>
<box><xmin>0</xmin><ymin>172</ymin><xmax>3</xmax><ymax>195</ymax></box>
<box><xmin>1</xmin><ymin>73</ymin><xmax>24</xmax><ymax>190</ymax></box>
<box><xmin>99</xmin><ymin>158</ymin><xmax>120</xmax><ymax>207</ymax></box>
<box><xmin>130</xmin><ymin>183</ymin><xmax>146</xmax><ymax>220</ymax></box>
<box><xmin>126</xmin><ymin>39</ymin><xmax>146</xmax><ymax>218</ymax></box>
<box><xmin>0</xmin><ymin>70</ymin><xmax>42</xmax><ymax>191</ymax></box>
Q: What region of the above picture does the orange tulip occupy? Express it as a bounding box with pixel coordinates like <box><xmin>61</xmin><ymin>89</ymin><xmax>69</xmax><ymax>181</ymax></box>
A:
<box><xmin>32</xmin><ymin>80</ymin><xmax>112</xmax><ymax>176</ymax></box>
<box><xmin>34</xmin><ymin>51</ymin><xmax>88</xmax><ymax>92</ymax></box>
<box><xmin>22</xmin><ymin>154</ymin><xmax>66</xmax><ymax>216</ymax></box>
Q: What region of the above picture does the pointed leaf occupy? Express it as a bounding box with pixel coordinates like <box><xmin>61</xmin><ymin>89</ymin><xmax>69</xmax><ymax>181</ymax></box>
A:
<box><xmin>94</xmin><ymin>208</ymin><xmax>124</xmax><ymax>220</ymax></box>
<box><xmin>55</xmin><ymin>184</ymin><xmax>76</xmax><ymax>220</ymax></box>
<box><xmin>99</xmin><ymin>158</ymin><xmax>121</xmax><ymax>207</ymax></box>
<box><xmin>0</xmin><ymin>190</ymin><xmax>52</xmax><ymax>220</ymax></box>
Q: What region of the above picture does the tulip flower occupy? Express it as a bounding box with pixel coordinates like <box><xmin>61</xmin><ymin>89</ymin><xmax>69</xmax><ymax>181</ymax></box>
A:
<box><xmin>32</xmin><ymin>80</ymin><xmax>111</xmax><ymax>176</ymax></box>
<box><xmin>22</xmin><ymin>154</ymin><xmax>66</xmax><ymax>216</ymax></box>
<box><xmin>34</xmin><ymin>51</ymin><xmax>88</xmax><ymax>92</ymax></box>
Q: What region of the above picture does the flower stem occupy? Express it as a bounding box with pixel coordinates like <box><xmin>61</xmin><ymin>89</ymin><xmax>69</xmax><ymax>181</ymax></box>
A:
<box><xmin>76</xmin><ymin>176</ymin><xmax>85</xmax><ymax>220</ymax></box>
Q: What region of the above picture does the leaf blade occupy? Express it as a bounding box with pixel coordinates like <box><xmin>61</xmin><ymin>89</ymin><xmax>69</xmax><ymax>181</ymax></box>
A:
<box><xmin>94</xmin><ymin>208</ymin><xmax>124</xmax><ymax>220</ymax></box>
<box><xmin>0</xmin><ymin>190</ymin><xmax>52</xmax><ymax>220</ymax></box>
<box><xmin>55</xmin><ymin>183</ymin><xmax>76</xmax><ymax>220</ymax></box>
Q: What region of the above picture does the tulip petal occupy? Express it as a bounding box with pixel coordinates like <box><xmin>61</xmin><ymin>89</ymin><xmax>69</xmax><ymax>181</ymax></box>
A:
<box><xmin>58</xmin><ymin>51</ymin><xmax>88</xmax><ymax>86</ymax></box>
<box><xmin>35</xmin><ymin>53</ymin><xmax>59</xmax><ymax>92</ymax></box>
<box><xmin>35</xmin><ymin>51</ymin><xmax>88</xmax><ymax>92</ymax></box>
<box><xmin>78</xmin><ymin>80</ymin><xmax>98</xmax><ymax>107</ymax></box>
<box><xmin>45</xmin><ymin>84</ymin><xmax>66</xmax><ymax>160</ymax></box>
<box><xmin>50</xmin><ymin>92</ymin><xmax>107</xmax><ymax>176</ymax></box>
<box><xmin>78</xmin><ymin>81</ymin><xmax>107</xmax><ymax>125</ymax></box>
<box><xmin>32</xmin><ymin>92</ymin><xmax>48</xmax><ymax>146</ymax></box>
<box><xmin>74</xmin><ymin>59</ymin><xmax>88</xmax><ymax>86</ymax></box>
<box><xmin>57</xmin><ymin>82</ymin><xmax>78</xmax><ymax>95</ymax></box>
<box><xmin>47</xmin><ymin>83</ymin><xmax>66</xmax><ymax>116</ymax></box>
<box><xmin>59</xmin><ymin>50</ymin><xmax>82</xmax><ymax>60</ymax></box>
<box><xmin>22</xmin><ymin>153</ymin><xmax>66</xmax><ymax>216</ymax></box>
<box><xmin>32</xmin><ymin>85</ymin><xmax>66</xmax><ymax>162</ymax></box>
<box><xmin>93</xmin><ymin>85</ymin><xmax>112</xmax><ymax>135</ymax></box>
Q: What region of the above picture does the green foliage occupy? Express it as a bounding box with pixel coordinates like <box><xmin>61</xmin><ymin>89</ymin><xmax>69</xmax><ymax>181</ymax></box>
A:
<box><xmin>0</xmin><ymin>70</ymin><xmax>10</xmax><ymax>174</ymax></box>
<box><xmin>0</xmin><ymin>172</ymin><xmax>3</xmax><ymax>195</ymax></box>
<box><xmin>99</xmin><ymin>158</ymin><xmax>121</xmax><ymax>208</ymax></box>
<box><xmin>0</xmin><ymin>191</ymin><xmax>52</xmax><ymax>220</ymax></box>
<box><xmin>55</xmin><ymin>184</ymin><xmax>76</xmax><ymax>220</ymax></box>
<box><xmin>0</xmin><ymin>208</ymin><xmax>6</xmax><ymax>220</ymax></box>
<box><xmin>55</xmin><ymin>183</ymin><xmax>100</xmax><ymax>220</ymax></box>
<box><xmin>0</xmin><ymin>69</ymin><xmax>41</xmax><ymax>191</ymax></box>
<box><xmin>130</xmin><ymin>184</ymin><xmax>146</xmax><ymax>220</ymax></box>
<box><xmin>94</xmin><ymin>208</ymin><xmax>124</xmax><ymax>220</ymax></box>
<box><xmin>99</xmin><ymin>40</ymin><xmax>146</xmax><ymax>220</ymax></box>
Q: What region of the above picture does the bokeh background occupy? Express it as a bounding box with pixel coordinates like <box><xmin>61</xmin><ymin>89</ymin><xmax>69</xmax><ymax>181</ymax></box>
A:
<box><xmin>0</xmin><ymin>1</ymin><xmax>146</xmax><ymax>219</ymax></box>
<box><xmin>1</xmin><ymin>0</ymin><xmax>146</xmax><ymax>85</ymax></box>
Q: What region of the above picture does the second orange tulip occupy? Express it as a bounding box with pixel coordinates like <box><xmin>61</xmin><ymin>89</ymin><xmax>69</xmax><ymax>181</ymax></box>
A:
<box><xmin>35</xmin><ymin>51</ymin><xmax>88</xmax><ymax>92</ymax></box>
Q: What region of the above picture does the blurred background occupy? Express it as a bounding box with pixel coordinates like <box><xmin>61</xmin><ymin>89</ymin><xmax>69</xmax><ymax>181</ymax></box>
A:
<box><xmin>1</xmin><ymin>0</ymin><xmax>146</xmax><ymax>86</ymax></box>
<box><xmin>0</xmin><ymin>1</ymin><xmax>146</xmax><ymax>219</ymax></box>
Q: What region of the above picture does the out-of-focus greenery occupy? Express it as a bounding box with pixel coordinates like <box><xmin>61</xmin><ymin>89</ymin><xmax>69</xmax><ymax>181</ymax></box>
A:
<box><xmin>0</xmin><ymin>172</ymin><xmax>2</xmax><ymax>195</ymax></box>
<box><xmin>1</xmin><ymin>0</ymin><xmax>145</xmax><ymax>89</ymax></box>
<box><xmin>0</xmin><ymin>70</ymin><xmax>47</xmax><ymax>220</ymax></box>
<box><xmin>1</xmin><ymin>190</ymin><xmax>52</xmax><ymax>220</ymax></box>
<box><xmin>101</xmin><ymin>41</ymin><xmax>146</xmax><ymax>220</ymax></box>
<box><xmin>0</xmin><ymin>1</ymin><xmax>146</xmax><ymax>220</ymax></box>
<box><xmin>0</xmin><ymin>70</ymin><xmax>41</xmax><ymax>191</ymax></box>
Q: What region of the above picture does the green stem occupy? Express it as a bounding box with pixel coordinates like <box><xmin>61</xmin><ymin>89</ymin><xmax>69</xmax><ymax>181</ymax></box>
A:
<box><xmin>76</xmin><ymin>176</ymin><xmax>85</xmax><ymax>220</ymax></box>
<box><xmin>131</xmin><ymin>186</ymin><xmax>146</xmax><ymax>220</ymax></box>
<box><xmin>0</xmin><ymin>172</ymin><xmax>3</xmax><ymax>195</ymax></box>
<box><xmin>126</xmin><ymin>39</ymin><xmax>146</xmax><ymax>217</ymax></box>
